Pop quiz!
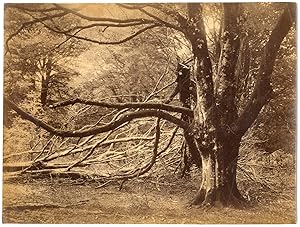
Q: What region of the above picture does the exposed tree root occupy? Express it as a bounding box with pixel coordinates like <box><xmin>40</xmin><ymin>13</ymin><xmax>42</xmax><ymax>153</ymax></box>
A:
<box><xmin>190</xmin><ymin>189</ymin><xmax>248</xmax><ymax>209</ymax></box>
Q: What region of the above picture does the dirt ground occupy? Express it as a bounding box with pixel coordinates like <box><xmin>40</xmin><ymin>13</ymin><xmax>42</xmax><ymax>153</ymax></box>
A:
<box><xmin>2</xmin><ymin>174</ymin><xmax>296</xmax><ymax>224</ymax></box>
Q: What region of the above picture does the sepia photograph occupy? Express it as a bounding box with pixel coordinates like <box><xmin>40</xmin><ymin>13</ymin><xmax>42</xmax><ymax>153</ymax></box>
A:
<box><xmin>2</xmin><ymin>1</ymin><xmax>296</xmax><ymax>224</ymax></box>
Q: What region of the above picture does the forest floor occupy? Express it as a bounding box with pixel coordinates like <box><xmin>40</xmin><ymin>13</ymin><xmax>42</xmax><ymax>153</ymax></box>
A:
<box><xmin>2</xmin><ymin>173</ymin><xmax>296</xmax><ymax>224</ymax></box>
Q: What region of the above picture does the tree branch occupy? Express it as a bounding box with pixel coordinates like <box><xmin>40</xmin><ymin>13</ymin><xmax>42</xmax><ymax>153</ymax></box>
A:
<box><xmin>5</xmin><ymin>11</ymin><xmax>68</xmax><ymax>51</ymax></box>
<box><xmin>110</xmin><ymin>118</ymin><xmax>161</xmax><ymax>180</ymax></box>
<box><xmin>49</xmin><ymin>97</ymin><xmax>193</xmax><ymax>116</ymax></box>
<box><xmin>147</xmin><ymin>3</ymin><xmax>187</xmax><ymax>23</ymax></box>
<box><xmin>10</xmin><ymin>4</ymin><xmax>161</xmax><ymax>48</ymax></box>
<box><xmin>5</xmin><ymin>97</ymin><xmax>189</xmax><ymax>137</ymax></box>
<box><xmin>70</xmin><ymin>24</ymin><xmax>159</xmax><ymax>45</ymax></box>
<box><xmin>186</xmin><ymin>3</ymin><xmax>215</xmax><ymax>125</ymax></box>
<box><xmin>57</xmin><ymin>21</ymin><xmax>156</xmax><ymax>34</ymax></box>
<box><xmin>54</xmin><ymin>4</ymin><xmax>155</xmax><ymax>24</ymax></box>
<box><xmin>214</xmin><ymin>3</ymin><xmax>241</xmax><ymax>131</ymax></box>
<box><xmin>66</xmin><ymin>131</ymin><xmax>113</xmax><ymax>171</ymax></box>
<box><xmin>233</xmin><ymin>3</ymin><xmax>296</xmax><ymax>137</ymax></box>
<box><xmin>157</xmin><ymin>126</ymin><xmax>179</xmax><ymax>156</ymax></box>
<box><xmin>36</xmin><ymin>19</ymin><xmax>160</xmax><ymax>45</ymax></box>
<box><xmin>37</xmin><ymin>135</ymin><xmax>155</xmax><ymax>163</ymax></box>
<box><xmin>7</xmin><ymin>4</ymin><xmax>62</xmax><ymax>13</ymax></box>
<box><xmin>118</xmin><ymin>3</ymin><xmax>184</xmax><ymax>32</ymax></box>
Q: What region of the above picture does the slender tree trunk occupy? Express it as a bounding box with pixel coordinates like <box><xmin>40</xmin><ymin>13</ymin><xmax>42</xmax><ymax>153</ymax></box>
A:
<box><xmin>41</xmin><ymin>77</ymin><xmax>49</xmax><ymax>106</ymax></box>
<box><xmin>41</xmin><ymin>58</ymin><xmax>52</xmax><ymax>106</ymax></box>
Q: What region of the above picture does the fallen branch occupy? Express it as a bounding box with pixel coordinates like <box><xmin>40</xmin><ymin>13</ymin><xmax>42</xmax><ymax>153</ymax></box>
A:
<box><xmin>109</xmin><ymin>118</ymin><xmax>161</xmax><ymax>180</ymax></box>
<box><xmin>66</xmin><ymin>130</ymin><xmax>113</xmax><ymax>171</ymax></box>
<box><xmin>96</xmin><ymin>180</ymin><xmax>112</xmax><ymax>189</ymax></box>
<box><xmin>40</xmin><ymin>135</ymin><xmax>156</xmax><ymax>163</ymax></box>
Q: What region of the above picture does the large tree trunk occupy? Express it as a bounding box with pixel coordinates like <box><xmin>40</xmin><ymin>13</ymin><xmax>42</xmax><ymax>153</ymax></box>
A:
<box><xmin>186</xmin><ymin>3</ymin><xmax>295</xmax><ymax>207</ymax></box>
<box><xmin>184</xmin><ymin>3</ymin><xmax>245</xmax><ymax>207</ymax></box>
<box><xmin>192</xmin><ymin>135</ymin><xmax>245</xmax><ymax>207</ymax></box>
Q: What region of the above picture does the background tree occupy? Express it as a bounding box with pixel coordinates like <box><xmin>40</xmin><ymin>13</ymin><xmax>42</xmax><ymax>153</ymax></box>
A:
<box><xmin>4</xmin><ymin>3</ymin><xmax>296</xmax><ymax>207</ymax></box>
<box><xmin>4</xmin><ymin>5</ymin><xmax>86</xmax><ymax>124</ymax></box>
